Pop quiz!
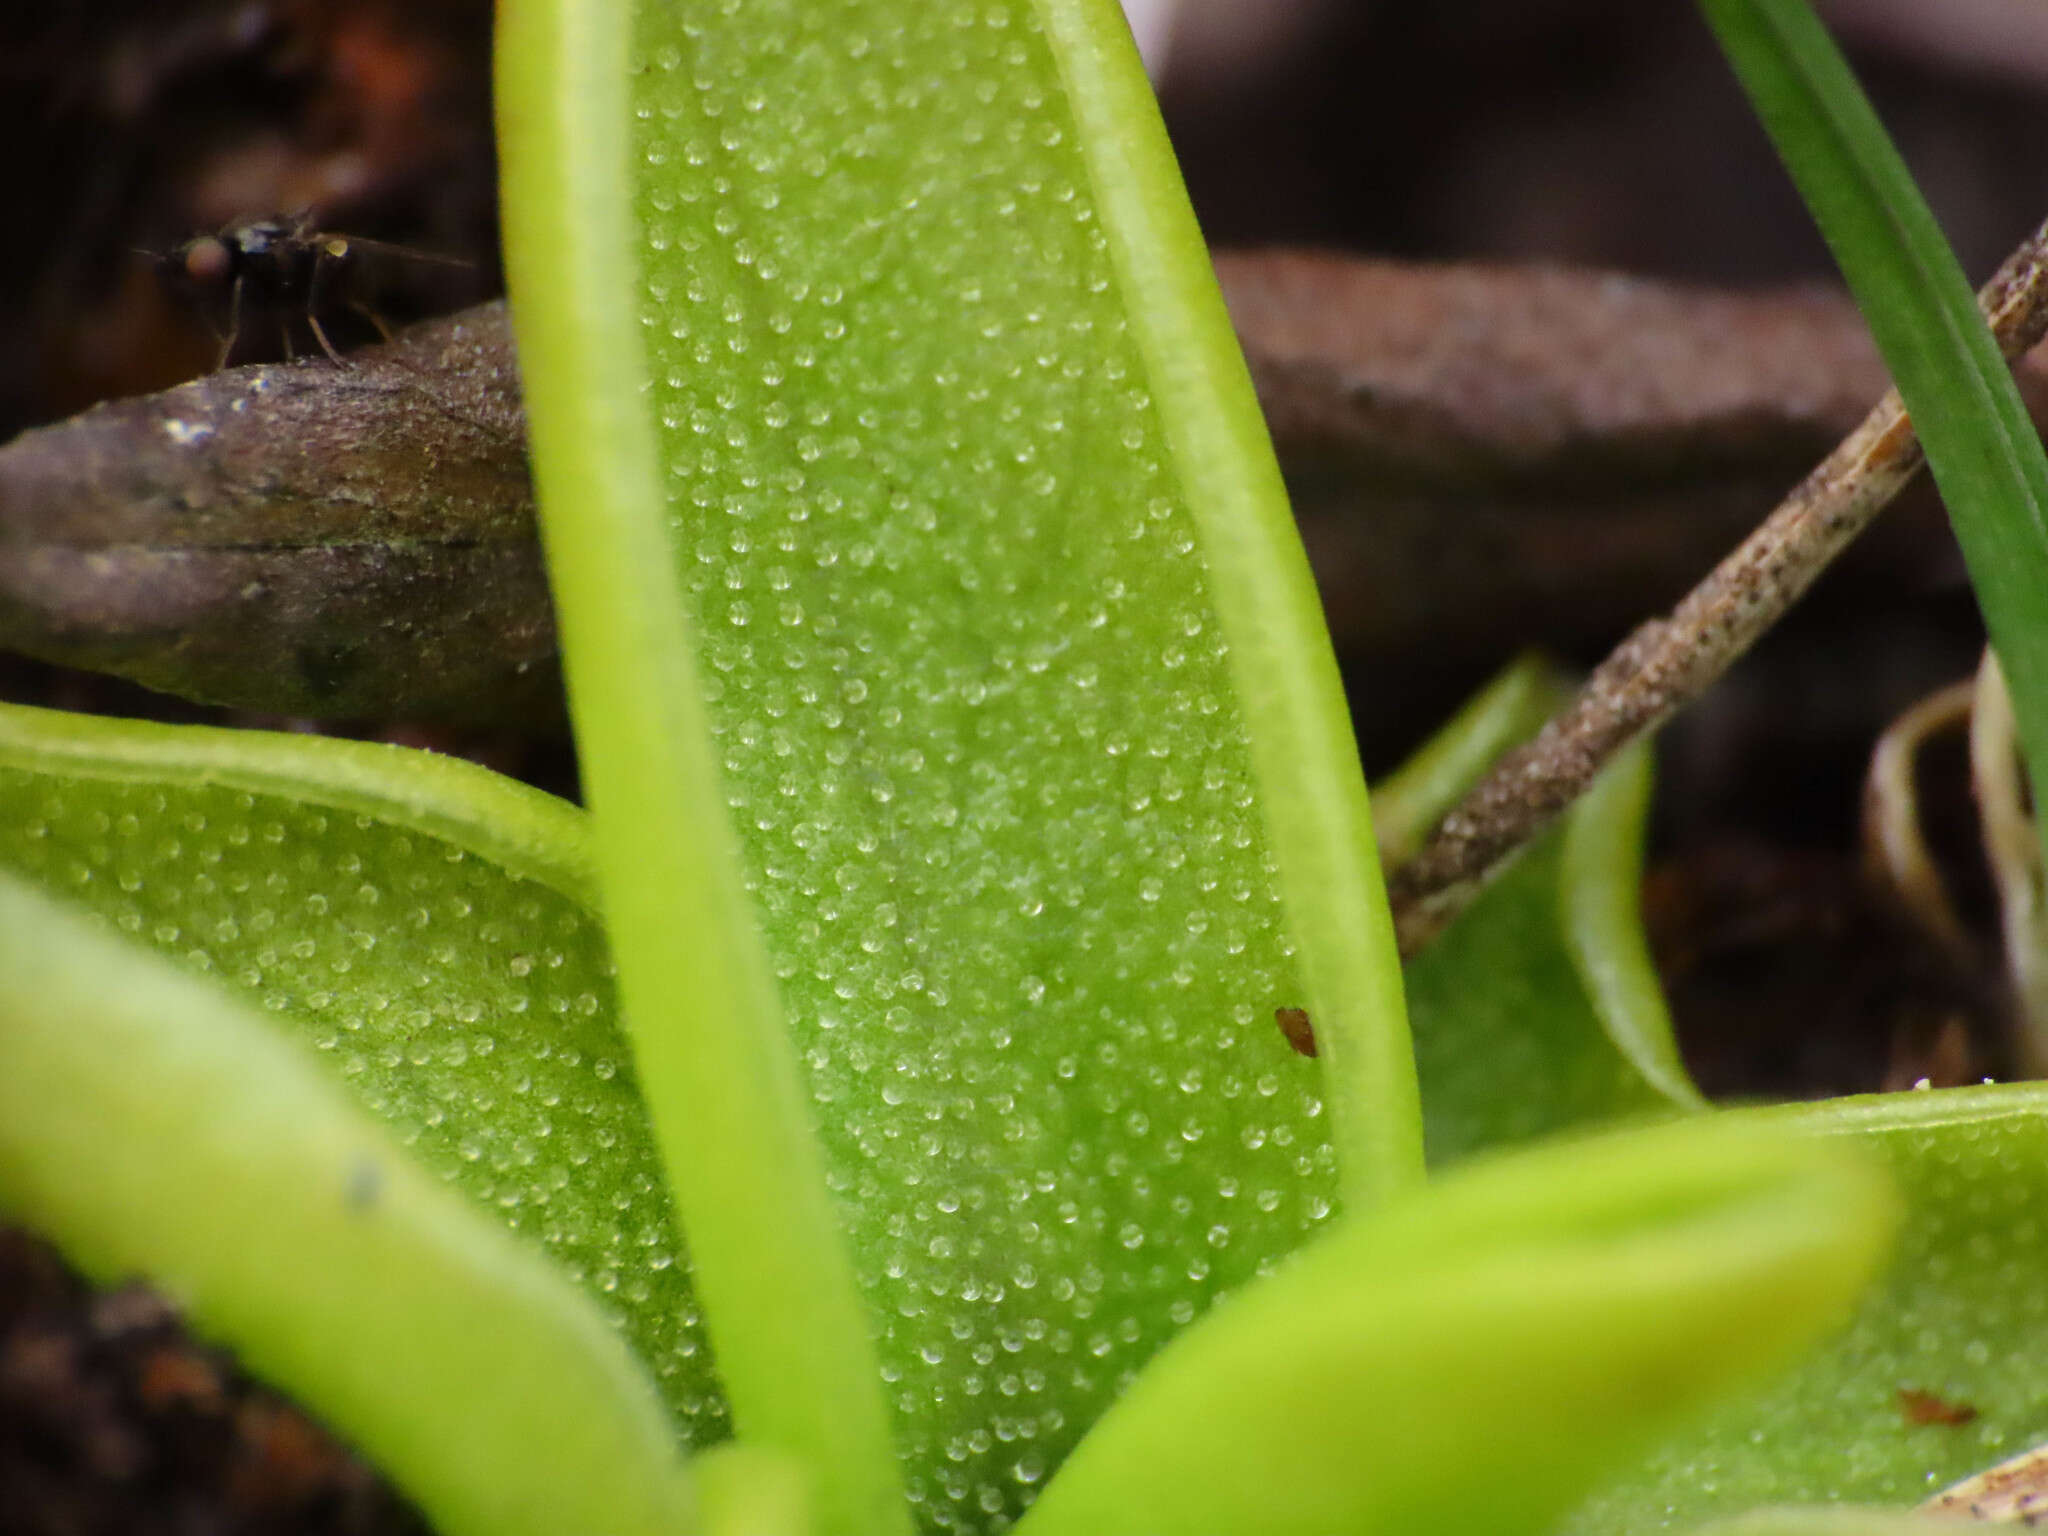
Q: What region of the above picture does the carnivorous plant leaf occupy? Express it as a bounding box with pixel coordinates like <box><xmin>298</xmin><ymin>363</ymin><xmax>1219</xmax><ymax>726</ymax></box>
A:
<box><xmin>1559</xmin><ymin>741</ymin><xmax>1707</xmax><ymax>1111</ymax></box>
<box><xmin>500</xmin><ymin>0</ymin><xmax>1422</xmax><ymax>1527</ymax></box>
<box><xmin>500</xmin><ymin>0</ymin><xmax>908</xmax><ymax>1528</ymax></box>
<box><xmin>0</xmin><ymin>869</ymin><xmax>696</xmax><ymax>1536</ymax></box>
<box><xmin>1383</xmin><ymin>669</ymin><xmax>1697</xmax><ymax>1163</ymax></box>
<box><xmin>0</xmin><ymin>702</ymin><xmax>724</xmax><ymax>1438</ymax></box>
<box><xmin>1015</xmin><ymin>1116</ymin><xmax>1895</xmax><ymax>1536</ymax></box>
<box><xmin>1405</xmin><ymin>826</ymin><xmax>1680</xmax><ymax>1165</ymax></box>
<box><xmin>1568</xmin><ymin>1086</ymin><xmax>2048</xmax><ymax>1531</ymax></box>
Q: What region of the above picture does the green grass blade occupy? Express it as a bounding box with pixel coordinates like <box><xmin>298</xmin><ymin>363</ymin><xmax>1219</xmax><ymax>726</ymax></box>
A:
<box><xmin>0</xmin><ymin>872</ymin><xmax>696</xmax><ymax>1536</ymax></box>
<box><xmin>1700</xmin><ymin>0</ymin><xmax>2048</xmax><ymax>842</ymax></box>
<box><xmin>494</xmin><ymin>3</ymin><xmax>908</xmax><ymax>1532</ymax></box>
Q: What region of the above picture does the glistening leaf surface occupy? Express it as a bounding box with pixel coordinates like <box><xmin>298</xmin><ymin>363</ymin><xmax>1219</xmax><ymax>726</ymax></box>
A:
<box><xmin>0</xmin><ymin>704</ymin><xmax>724</xmax><ymax>1438</ymax></box>
<box><xmin>1567</xmin><ymin>1086</ymin><xmax>2048</xmax><ymax>1531</ymax></box>
<box><xmin>1381</xmin><ymin>672</ymin><xmax>1697</xmax><ymax>1165</ymax></box>
<box><xmin>1016</xmin><ymin>1117</ymin><xmax>1895</xmax><ymax>1536</ymax></box>
<box><xmin>1407</xmin><ymin>830</ymin><xmax>1673</xmax><ymax>1165</ymax></box>
<box><xmin>0</xmin><ymin>871</ymin><xmax>696</xmax><ymax>1536</ymax></box>
<box><xmin>619</xmin><ymin>3</ymin><xmax>1415</xmax><ymax>1526</ymax></box>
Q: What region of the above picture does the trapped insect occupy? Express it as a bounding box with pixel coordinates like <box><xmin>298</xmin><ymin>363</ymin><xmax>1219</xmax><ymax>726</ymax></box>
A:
<box><xmin>1898</xmin><ymin>1386</ymin><xmax>1978</xmax><ymax>1427</ymax></box>
<box><xmin>1274</xmin><ymin>1006</ymin><xmax>1318</xmax><ymax>1058</ymax></box>
<box><xmin>156</xmin><ymin>212</ymin><xmax>468</xmax><ymax>368</ymax></box>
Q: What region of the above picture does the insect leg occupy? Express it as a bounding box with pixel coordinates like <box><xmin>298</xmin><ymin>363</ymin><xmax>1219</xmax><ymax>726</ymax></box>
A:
<box><xmin>304</xmin><ymin>310</ymin><xmax>349</xmax><ymax>367</ymax></box>
<box><xmin>305</xmin><ymin>239</ymin><xmax>354</xmax><ymax>365</ymax></box>
<box><xmin>216</xmin><ymin>273</ymin><xmax>245</xmax><ymax>370</ymax></box>
<box><xmin>349</xmin><ymin>298</ymin><xmax>396</xmax><ymax>344</ymax></box>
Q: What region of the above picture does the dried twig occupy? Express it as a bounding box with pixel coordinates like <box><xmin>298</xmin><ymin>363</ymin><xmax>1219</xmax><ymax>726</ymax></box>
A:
<box><xmin>0</xmin><ymin>259</ymin><xmax>1987</xmax><ymax>727</ymax></box>
<box><xmin>1388</xmin><ymin>215</ymin><xmax>2048</xmax><ymax>957</ymax></box>
<box><xmin>0</xmin><ymin>303</ymin><xmax>555</xmax><ymax>722</ymax></box>
<box><xmin>0</xmin><ymin>254</ymin><xmax>2022</xmax><ymax>736</ymax></box>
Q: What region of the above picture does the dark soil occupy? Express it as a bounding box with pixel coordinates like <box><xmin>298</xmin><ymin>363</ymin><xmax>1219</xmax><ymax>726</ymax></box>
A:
<box><xmin>0</xmin><ymin>1228</ymin><xmax>427</xmax><ymax>1536</ymax></box>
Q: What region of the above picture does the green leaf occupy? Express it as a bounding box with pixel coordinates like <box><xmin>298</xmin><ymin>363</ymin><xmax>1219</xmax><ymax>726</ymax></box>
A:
<box><xmin>1383</xmin><ymin>673</ymin><xmax>1699</xmax><ymax>1165</ymax></box>
<box><xmin>1014</xmin><ymin>1116</ymin><xmax>1896</xmax><ymax>1536</ymax></box>
<box><xmin>1567</xmin><ymin>1085</ymin><xmax>2048</xmax><ymax>1531</ymax></box>
<box><xmin>499</xmin><ymin>0</ymin><xmax>1421</xmax><ymax>1527</ymax></box>
<box><xmin>1560</xmin><ymin>742</ymin><xmax>1707</xmax><ymax>1111</ymax></box>
<box><xmin>0</xmin><ymin>869</ymin><xmax>695</xmax><ymax>1536</ymax></box>
<box><xmin>1407</xmin><ymin>829</ymin><xmax>1675</xmax><ymax>1165</ymax></box>
<box><xmin>697</xmin><ymin>1444</ymin><xmax>815</xmax><ymax>1536</ymax></box>
<box><xmin>1699</xmin><ymin>0</ymin><xmax>2048</xmax><ymax>854</ymax></box>
<box><xmin>497</xmin><ymin>0</ymin><xmax>907</xmax><ymax>1528</ymax></box>
<box><xmin>0</xmin><ymin>702</ymin><xmax>723</xmax><ymax>1438</ymax></box>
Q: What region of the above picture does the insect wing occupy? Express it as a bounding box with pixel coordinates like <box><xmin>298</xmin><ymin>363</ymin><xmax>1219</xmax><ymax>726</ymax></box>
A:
<box><xmin>322</xmin><ymin>234</ymin><xmax>474</xmax><ymax>270</ymax></box>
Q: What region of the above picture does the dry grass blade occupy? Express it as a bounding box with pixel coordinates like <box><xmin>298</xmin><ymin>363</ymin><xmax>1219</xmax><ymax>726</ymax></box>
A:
<box><xmin>1861</xmin><ymin>674</ymin><xmax>1978</xmax><ymax>973</ymax></box>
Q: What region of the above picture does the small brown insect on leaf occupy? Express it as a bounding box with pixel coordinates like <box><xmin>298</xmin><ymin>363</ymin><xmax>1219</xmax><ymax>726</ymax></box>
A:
<box><xmin>1274</xmin><ymin>1006</ymin><xmax>1318</xmax><ymax>1058</ymax></box>
<box><xmin>1899</xmin><ymin>1386</ymin><xmax>1979</xmax><ymax>1427</ymax></box>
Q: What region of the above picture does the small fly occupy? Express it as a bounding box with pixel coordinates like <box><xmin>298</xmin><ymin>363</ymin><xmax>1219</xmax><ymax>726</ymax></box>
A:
<box><xmin>156</xmin><ymin>211</ymin><xmax>469</xmax><ymax>368</ymax></box>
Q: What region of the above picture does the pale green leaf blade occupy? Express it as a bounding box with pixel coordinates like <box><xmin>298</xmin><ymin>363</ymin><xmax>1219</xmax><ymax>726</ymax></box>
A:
<box><xmin>0</xmin><ymin>702</ymin><xmax>723</xmax><ymax>1438</ymax></box>
<box><xmin>504</xmin><ymin>0</ymin><xmax>1423</xmax><ymax>1527</ymax></box>
<box><xmin>1016</xmin><ymin>1117</ymin><xmax>1896</xmax><ymax>1536</ymax></box>
<box><xmin>497</xmin><ymin>0</ymin><xmax>907</xmax><ymax>1528</ymax></box>
<box><xmin>0</xmin><ymin>870</ymin><xmax>695</xmax><ymax>1536</ymax></box>
<box><xmin>696</xmin><ymin>1445</ymin><xmax>815</xmax><ymax>1536</ymax></box>
<box><xmin>1568</xmin><ymin>1085</ymin><xmax>2048</xmax><ymax>1531</ymax></box>
<box><xmin>1407</xmin><ymin>828</ymin><xmax>1676</xmax><ymax>1164</ymax></box>
<box><xmin>1032</xmin><ymin>0</ymin><xmax>1421</xmax><ymax>1199</ymax></box>
<box><xmin>1560</xmin><ymin>742</ymin><xmax>1707</xmax><ymax>1110</ymax></box>
<box><xmin>1382</xmin><ymin>669</ymin><xmax>1700</xmax><ymax>1163</ymax></box>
